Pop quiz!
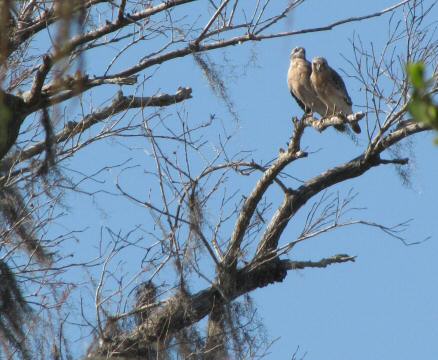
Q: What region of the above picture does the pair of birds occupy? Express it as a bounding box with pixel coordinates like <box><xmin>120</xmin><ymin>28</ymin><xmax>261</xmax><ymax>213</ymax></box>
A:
<box><xmin>287</xmin><ymin>47</ymin><xmax>361</xmax><ymax>134</ymax></box>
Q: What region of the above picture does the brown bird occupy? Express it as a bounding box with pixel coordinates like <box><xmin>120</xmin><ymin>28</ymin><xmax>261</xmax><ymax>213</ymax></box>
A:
<box><xmin>287</xmin><ymin>47</ymin><xmax>328</xmax><ymax>117</ymax></box>
<box><xmin>310</xmin><ymin>56</ymin><xmax>361</xmax><ymax>134</ymax></box>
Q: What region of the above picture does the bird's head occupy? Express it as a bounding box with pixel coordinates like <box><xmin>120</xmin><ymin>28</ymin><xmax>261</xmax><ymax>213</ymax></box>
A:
<box><xmin>290</xmin><ymin>47</ymin><xmax>306</xmax><ymax>60</ymax></box>
<box><xmin>312</xmin><ymin>57</ymin><xmax>328</xmax><ymax>72</ymax></box>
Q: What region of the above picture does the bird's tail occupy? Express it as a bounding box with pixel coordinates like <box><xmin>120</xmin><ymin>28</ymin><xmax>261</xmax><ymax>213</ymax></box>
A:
<box><xmin>350</xmin><ymin>123</ymin><xmax>361</xmax><ymax>134</ymax></box>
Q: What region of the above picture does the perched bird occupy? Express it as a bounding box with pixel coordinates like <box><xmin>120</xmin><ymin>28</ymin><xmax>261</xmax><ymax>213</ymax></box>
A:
<box><xmin>310</xmin><ymin>57</ymin><xmax>361</xmax><ymax>134</ymax></box>
<box><xmin>287</xmin><ymin>47</ymin><xmax>328</xmax><ymax>117</ymax></box>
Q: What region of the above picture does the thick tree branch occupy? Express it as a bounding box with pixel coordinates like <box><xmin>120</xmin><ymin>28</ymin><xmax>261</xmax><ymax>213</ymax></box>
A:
<box><xmin>255</xmin><ymin>121</ymin><xmax>429</xmax><ymax>258</ymax></box>
<box><xmin>26</xmin><ymin>54</ymin><xmax>52</xmax><ymax>106</ymax></box>
<box><xmin>371</xmin><ymin>121</ymin><xmax>430</xmax><ymax>154</ymax></box>
<box><xmin>22</xmin><ymin>74</ymin><xmax>139</xmax><ymax>113</ymax></box>
<box><xmin>2</xmin><ymin>87</ymin><xmax>192</xmax><ymax>168</ymax></box>
<box><xmin>304</xmin><ymin>112</ymin><xmax>365</xmax><ymax>132</ymax></box>
<box><xmin>223</xmin><ymin>119</ymin><xmax>307</xmax><ymax>268</ymax></box>
<box><xmin>86</xmin><ymin>255</ymin><xmax>351</xmax><ymax>358</ymax></box>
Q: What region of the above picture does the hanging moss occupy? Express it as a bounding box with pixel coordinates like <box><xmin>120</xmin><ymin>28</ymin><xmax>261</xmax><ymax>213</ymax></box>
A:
<box><xmin>0</xmin><ymin>92</ymin><xmax>25</xmax><ymax>160</ymax></box>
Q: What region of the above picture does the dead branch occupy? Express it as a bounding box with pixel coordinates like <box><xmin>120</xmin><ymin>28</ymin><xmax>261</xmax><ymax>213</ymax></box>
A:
<box><xmin>3</xmin><ymin>87</ymin><xmax>192</xmax><ymax>167</ymax></box>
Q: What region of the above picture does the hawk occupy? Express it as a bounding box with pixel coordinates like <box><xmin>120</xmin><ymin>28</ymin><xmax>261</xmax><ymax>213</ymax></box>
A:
<box><xmin>310</xmin><ymin>57</ymin><xmax>361</xmax><ymax>134</ymax></box>
<box><xmin>287</xmin><ymin>47</ymin><xmax>328</xmax><ymax>117</ymax></box>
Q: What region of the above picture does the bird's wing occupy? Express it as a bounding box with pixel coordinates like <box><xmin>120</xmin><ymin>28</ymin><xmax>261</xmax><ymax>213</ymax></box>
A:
<box><xmin>329</xmin><ymin>67</ymin><xmax>352</xmax><ymax>105</ymax></box>
<box><xmin>288</xmin><ymin>60</ymin><xmax>311</xmax><ymax>113</ymax></box>
<box><xmin>290</xmin><ymin>89</ymin><xmax>307</xmax><ymax>112</ymax></box>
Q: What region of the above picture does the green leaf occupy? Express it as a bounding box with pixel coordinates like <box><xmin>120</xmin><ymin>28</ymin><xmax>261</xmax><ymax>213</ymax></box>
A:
<box><xmin>407</xmin><ymin>62</ymin><xmax>438</xmax><ymax>141</ymax></box>
<box><xmin>408</xmin><ymin>99</ymin><xmax>430</xmax><ymax>123</ymax></box>
<box><xmin>407</xmin><ymin>62</ymin><xmax>426</xmax><ymax>90</ymax></box>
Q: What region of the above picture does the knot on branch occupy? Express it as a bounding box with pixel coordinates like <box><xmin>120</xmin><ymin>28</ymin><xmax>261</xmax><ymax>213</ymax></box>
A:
<box><xmin>189</xmin><ymin>42</ymin><xmax>200</xmax><ymax>52</ymax></box>
<box><xmin>114</xmin><ymin>75</ymin><xmax>138</xmax><ymax>85</ymax></box>
<box><xmin>175</xmin><ymin>86</ymin><xmax>193</xmax><ymax>100</ymax></box>
<box><xmin>102</xmin><ymin>75</ymin><xmax>138</xmax><ymax>86</ymax></box>
<box><xmin>239</xmin><ymin>260</ymin><xmax>288</xmax><ymax>290</ymax></box>
<box><xmin>246</xmin><ymin>33</ymin><xmax>258</xmax><ymax>41</ymax></box>
<box><xmin>64</xmin><ymin>121</ymin><xmax>78</xmax><ymax>130</ymax></box>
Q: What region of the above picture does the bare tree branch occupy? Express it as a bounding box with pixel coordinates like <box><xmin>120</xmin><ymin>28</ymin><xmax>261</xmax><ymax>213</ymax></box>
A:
<box><xmin>3</xmin><ymin>87</ymin><xmax>192</xmax><ymax>168</ymax></box>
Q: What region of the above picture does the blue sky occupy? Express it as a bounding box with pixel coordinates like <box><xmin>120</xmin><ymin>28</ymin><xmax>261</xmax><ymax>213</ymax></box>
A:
<box><xmin>47</xmin><ymin>1</ymin><xmax>438</xmax><ymax>358</ymax></box>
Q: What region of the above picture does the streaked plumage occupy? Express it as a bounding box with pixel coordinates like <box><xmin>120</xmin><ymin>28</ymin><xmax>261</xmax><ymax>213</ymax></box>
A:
<box><xmin>287</xmin><ymin>47</ymin><xmax>327</xmax><ymax>117</ymax></box>
<box><xmin>310</xmin><ymin>56</ymin><xmax>361</xmax><ymax>134</ymax></box>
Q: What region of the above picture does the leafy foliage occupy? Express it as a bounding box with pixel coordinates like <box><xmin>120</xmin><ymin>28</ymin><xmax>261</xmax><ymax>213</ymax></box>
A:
<box><xmin>407</xmin><ymin>62</ymin><xmax>438</xmax><ymax>142</ymax></box>
<box><xmin>0</xmin><ymin>261</ymin><xmax>32</xmax><ymax>359</ymax></box>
